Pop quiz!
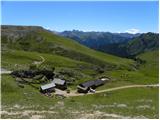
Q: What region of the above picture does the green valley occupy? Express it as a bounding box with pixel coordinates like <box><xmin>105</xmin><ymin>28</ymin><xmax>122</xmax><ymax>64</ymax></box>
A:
<box><xmin>1</xmin><ymin>25</ymin><xmax>159</xmax><ymax>119</ymax></box>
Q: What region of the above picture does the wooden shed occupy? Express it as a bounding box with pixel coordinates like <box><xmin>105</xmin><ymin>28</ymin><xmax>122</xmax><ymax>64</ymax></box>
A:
<box><xmin>53</xmin><ymin>78</ymin><xmax>67</xmax><ymax>90</ymax></box>
<box><xmin>77</xmin><ymin>79</ymin><xmax>105</xmax><ymax>93</ymax></box>
<box><xmin>40</xmin><ymin>82</ymin><xmax>56</xmax><ymax>93</ymax></box>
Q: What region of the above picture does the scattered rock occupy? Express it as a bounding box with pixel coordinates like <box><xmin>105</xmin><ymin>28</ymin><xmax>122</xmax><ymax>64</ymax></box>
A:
<box><xmin>117</xmin><ymin>104</ymin><xmax>127</xmax><ymax>108</ymax></box>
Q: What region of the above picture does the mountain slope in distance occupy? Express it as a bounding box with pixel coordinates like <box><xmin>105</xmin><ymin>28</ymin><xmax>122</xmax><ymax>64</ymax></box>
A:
<box><xmin>94</xmin><ymin>32</ymin><xmax>159</xmax><ymax>58</ymax></box>
<box><xmin>1</xmin><ymin>25</ymin><xmax>134</xmax><ymax>69</ymax></box>
<box><xmin>126</xmin><ymin>32</ymin><xmax>159</xmax><ymax>56</ymax></box>
<box><xmin>59</xmin><ymin>30</ymin><xmax>158</xmax><ymax>58</ymax></box>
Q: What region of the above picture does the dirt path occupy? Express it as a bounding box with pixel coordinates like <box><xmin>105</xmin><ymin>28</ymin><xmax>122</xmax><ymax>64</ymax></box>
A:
<box><xmin>95</xmin><ymin>84</ymin><xmax>158</xmax><ymax>93</ymax></box>
<box><xmin>66</xmin><ymin>84</ymin><xmax>159</xmax><ymax>97</ymax></box>
<box><xmin>39</xmin><ymin>55</ymin><xmax>45</xmax><ymax>63</ymax></box>
<box><xmin>32</xmin><ymin>55</ymin><xmax>45</xmax><ymax>65</ymax></box>
<box><xmin>1</xmin><ymin>68</ymin><xmax>12</xmax><ymax>74</ymax></box>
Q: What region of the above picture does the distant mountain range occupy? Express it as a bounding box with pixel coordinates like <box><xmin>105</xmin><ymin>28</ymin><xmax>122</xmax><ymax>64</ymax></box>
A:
<box><xmin>2</xmin><ymin>25</ymin><xmax>158</xmax><ymax>59</ymax></box>
<box><xmin>59</xmin><ymin>30</ymin><xmax>140</xmax><ymax>48</ymax></box>
<box><xmin>59</xmin><ymin>30</ymin><xmax>158</xmax><ymax>58</ymax></box>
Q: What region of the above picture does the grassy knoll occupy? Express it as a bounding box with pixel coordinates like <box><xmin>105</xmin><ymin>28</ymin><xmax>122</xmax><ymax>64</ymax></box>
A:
<box><xmin>1</xmin><ymin>49</ymin><xmax>159</xmax><ymax>90</ymax></box>
<box><xmin>2</xmin><ymin>50</ymin><xmax>93</xmax><ymax>70</ymax></box>
<box><xmin>1</xmin><ymin>74</ymin><xmax>158</xmax><ymax>118</ymax></box>
<box><xmin>137</xmin><ymin>50</ymin><xmax>159</xmax><ymax>78</ymax></box>
<box><xmin>1</xmin><ymin>74</ymin><xmax>58</xmax><ymax>107</ymax></box>
<box><xmin>96</xmin><ymin>50</ymin><xmax>159</xmax><ymax>90</ymax></box>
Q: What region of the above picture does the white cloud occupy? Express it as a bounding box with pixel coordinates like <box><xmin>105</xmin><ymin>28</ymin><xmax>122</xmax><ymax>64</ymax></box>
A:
<box><xmin>43</xmin><ymin>26</ymin><xmax>55</xmax><ymax>31</ymax></box>
<box><xmin>44</xmin><ymin>26</ymin><xmax>51</xmax><ymax>30</ymax></box>
<box><xmin>125</xmin><ymin>28</ymin><xmax>140</xmax><ymax>34</ymax></box>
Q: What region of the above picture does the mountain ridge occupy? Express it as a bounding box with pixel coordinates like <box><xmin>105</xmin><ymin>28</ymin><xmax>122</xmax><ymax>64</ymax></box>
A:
<box><xmin>59</xmin><ymin>30</ymin><xmax>158</xmax><ymax>58</ymax></box>
<box><xmin>59</xmin><ymin>30</ymin><xmax>141</xmax><ymax>49</ymax></box>
<box><xmin>1</xmin><ymin>25</ymin><xmax>134</xmax><ymax>70</ymax></box>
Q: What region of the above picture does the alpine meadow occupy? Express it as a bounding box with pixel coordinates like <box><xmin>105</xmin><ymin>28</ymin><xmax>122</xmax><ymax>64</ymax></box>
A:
<box><xmin>1</xmin><ymin>1</ymin><xmax>159</xmax><ymax>119</ymax></box>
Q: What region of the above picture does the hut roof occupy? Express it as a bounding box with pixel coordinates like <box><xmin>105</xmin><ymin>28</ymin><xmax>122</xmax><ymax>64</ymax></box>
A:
<box><xmin>41</xmin><ymin>82</ymin><xmax>56</xmax><ymax>90</ymax></box>
<box><xmin>80</xmin><ymin>79</ymin><xmax>104</xmax><ymax>88</ymax></box>
<box><xmin>53</xmin><ymin>78</ymin><xmax>65</xmax><ymax>85</ymax></box>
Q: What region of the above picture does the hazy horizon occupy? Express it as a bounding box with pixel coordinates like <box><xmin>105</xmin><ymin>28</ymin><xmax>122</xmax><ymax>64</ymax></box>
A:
<box><xmin>2</xmin><ymin>24</ymin><xmax>159</xmax><ymax>35</ymax></box>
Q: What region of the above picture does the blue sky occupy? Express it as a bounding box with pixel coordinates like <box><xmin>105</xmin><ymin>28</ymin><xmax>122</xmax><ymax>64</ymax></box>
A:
<box><xmin>1</xmin><ymin>1</ymin><xmax>159</xmax><ymax>33</ymax></box>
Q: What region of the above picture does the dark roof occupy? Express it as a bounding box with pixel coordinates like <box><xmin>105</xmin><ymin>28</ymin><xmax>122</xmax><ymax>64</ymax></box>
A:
<box><xmin>94</xmin><ymin>80</ymin><xmax>105</xmax><ymax>86</ymax></box>
<box><xmin>80</xmin><ymin>79</ymin><xmax>104</xmax><ymax>88</ymax></box>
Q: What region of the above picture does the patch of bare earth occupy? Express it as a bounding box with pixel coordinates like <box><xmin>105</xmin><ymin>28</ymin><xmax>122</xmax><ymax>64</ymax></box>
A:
<box><xmin>1</xmin><ymin>110</ymin><xmax>58</xmax><ymax>119</ymax></box>
<box><xmin>76</xmin><ymin>111</ymin><xmax>128</xmax><ymax>119</ymax></box>
<box><xmin>76</xmin><ymin>110</ymin><xmax>148</xmax><ymax>119</ymax></box>
<box><xmin>30</xmin><ymin>115</ymin><xmax>43</xmax><ymax>119</ymax></box>
<box><xmin>1</xmin><ymin>109</ymin><xmax>149</xmax><ymax>119</ymax></box>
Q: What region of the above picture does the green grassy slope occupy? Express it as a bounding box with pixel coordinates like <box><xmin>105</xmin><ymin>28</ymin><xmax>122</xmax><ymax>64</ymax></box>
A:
<box><xmin>137</xmin><ymin>50</ymin><xmax>159</xmax><ymax>78</ymax></box>
<box><xmin>96</xmin><ymin>50</ymin><xmax>159</xmax><ymax>90</ymax></box>
<box><xmin>2</xmin><ymin>25</ymin><xmax>134</xmax><ymax>70</ymax></box>
<box><xmin>2</xmin><ymin>50</ymin><xmax>92</xmax><ymax>70</ymax></box>
<box><xmin>2</xmin><ymin>25</ymin><xmax>136</xmax><ymax>86</ymax></box>
<box><xmin>39</xmin><ymin>30</ymin><xmax>133</xmax><ymax>66</ymax></box>
<box><xmin>1</xmin><ymin>74</ymin><xmax>158</xmax><ymax>118</ymax></box>
<box><xmin>2</xmin><ymin>50</ymin><xmax>97</xmax><ymax>86</ymax></box>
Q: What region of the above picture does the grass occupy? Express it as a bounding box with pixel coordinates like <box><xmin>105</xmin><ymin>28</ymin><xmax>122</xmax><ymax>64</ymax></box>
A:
<box><xmin>38</xmin><ymin>30</ymin><xmax>134</xmax><ymax>68</ymax></box>
<box><xmin>137</xmin><ymin>50</ymin><xmax>159</xmax><ymax>78</ymax></box>
<box><xmin>1</xmin><ymin>74</ymin><xmax>59</xmax><ymax>108</ymax></box>
<box><xmin>64</xmin><ymin>87</ymin><xmax>158</xmax><ymax>119</ymax></box>
<box><xmin>2</xmin><ymin>27</ymin><xmax>134</xmax><ymax>69</ymax></box>
<box><xmin>107</xmin><ymin>69</ymin><xmax>158</xmax><ymax>84</ymax></box>
<box><xmin>1</xmin><ymin>49</ymin><xmax>136</xmax><ymax>88</ymax></box>
<box><xmin>1</xmin><ymin>74</ymin><xmax>158</xmax><ymax>119</ymax></box>
<box><xmin>1</xmin><ymin>49</ymin><xmax>159</xmax><ymax>118</ymax></box>
<box><xmin>1</xmin><ymin>26</ymin><xmax>158</xmax><ymax>119</ymax></box>
<box><xmin>1</xmin><ymin>50</ymin><xmax>158</xmax><ymax>96</ymax></box>
<box><xmin>2</xmin><ymin>50</ymin><xmax>93</xmax><ymax>70</ymax></box>
<box><xmin>97</xmin><ymin>50</ymin><xmax>159</xmax><ymax>90</ymax></box>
